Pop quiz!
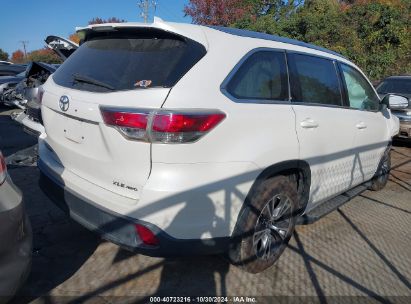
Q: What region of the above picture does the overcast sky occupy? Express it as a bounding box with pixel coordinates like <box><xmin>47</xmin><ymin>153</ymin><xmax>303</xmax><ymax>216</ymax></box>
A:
<box><xmin>0</xmin><ymin>0</ymin><xmax>191</xmax><ymax>57</ymax></box>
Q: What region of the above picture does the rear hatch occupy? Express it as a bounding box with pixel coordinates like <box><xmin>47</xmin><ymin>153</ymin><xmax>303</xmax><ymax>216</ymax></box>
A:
<box><xmin>41</xmin><ymin>25</ymin><xmax>207</xmax><ymax>200</ymax></box>
<box><xmin>45</xmin><ymin>35</ymin><xmax>79</xmax><ymax>61</ymax></box>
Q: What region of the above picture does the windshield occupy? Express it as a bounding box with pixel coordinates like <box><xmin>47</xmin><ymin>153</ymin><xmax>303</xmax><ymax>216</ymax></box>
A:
<box><xmin>377</xmin><ymin>78</ymin><xmax>411</xmax><ymax>95</ymax></box>
<box><xmin>52</xmin><ymin>28</ymin><xmax>206</xmax><ymax>92</ymax></box>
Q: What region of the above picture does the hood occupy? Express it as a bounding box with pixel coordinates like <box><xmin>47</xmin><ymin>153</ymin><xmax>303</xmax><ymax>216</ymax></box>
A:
<box><xmin>25</xmin><ymin>61</ymin><xmax>57</xmax><ymax>76</ymax></box>
<box><xmin>0</xmin><ymin>64</ymin><xmax>27</xmax><ymax>77</ymax></box>
<box><xmin>45</xmin><ymin>35</ymin><xmax>79</xmax><ymax>61</ymax></box>
<box><xmin>0</xmin><ymin>75</ymin><xmax>25</xmax><ymax>85</ymax></box>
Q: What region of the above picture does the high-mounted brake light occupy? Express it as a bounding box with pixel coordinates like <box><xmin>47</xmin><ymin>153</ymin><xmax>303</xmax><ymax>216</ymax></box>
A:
<box><xmin>100</xmin><ymin>107</ymin><xmax>226</xmax><ymax>143</ymax></box>
<box><xmin>0</xmin><ymin>152</ymin><xmax>7</xmax><ymax>185</ymax></box>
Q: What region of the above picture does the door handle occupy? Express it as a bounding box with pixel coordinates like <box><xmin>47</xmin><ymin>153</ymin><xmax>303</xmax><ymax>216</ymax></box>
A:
<box><xmin>300</xmin><ymin>119</ymin><xmax>319</xmax><ymax>129</ymax></box>
<box><xmin>356</xmin><ymin>122</ymin><xmax>367</xmax><ymax>129</ymax></box>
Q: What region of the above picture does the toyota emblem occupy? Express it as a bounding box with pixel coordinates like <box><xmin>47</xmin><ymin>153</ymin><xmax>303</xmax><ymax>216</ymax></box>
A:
<box><xmin>59</xmin><ymin>95</ymin><xmax>70</xmax><ymax>112</ymax></box>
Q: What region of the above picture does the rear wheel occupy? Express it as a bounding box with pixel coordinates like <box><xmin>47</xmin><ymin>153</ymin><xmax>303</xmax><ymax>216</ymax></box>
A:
<box><xmin>369</xmin><ymin>149</ymin><xmax>391</xmax><ymax>191</ymax></box>
<box><xmin>229</xmin><ymin>176</ymin><xmax>298</xmax><ymax>273</ymax></box>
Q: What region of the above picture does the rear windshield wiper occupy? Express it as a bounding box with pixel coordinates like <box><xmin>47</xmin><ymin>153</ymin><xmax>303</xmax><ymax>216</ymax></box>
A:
<box><xmin>72</xmin><ymin>73</ymin><xmax>115</xmax><ymax>91</ymax></box>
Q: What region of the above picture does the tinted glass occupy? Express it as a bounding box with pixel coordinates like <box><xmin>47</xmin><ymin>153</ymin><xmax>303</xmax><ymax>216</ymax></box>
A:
<box><xmin>377</xmin><ymin>79</ymin><xmax>411</xmax><ymax>95</ymax></box>
<box><xmin>226</xmin><ymin>51</ymin><xmax>288</xmax><ymax>101</ymax></box>
<box><xmin>53</xmin><ymin>29</ymin><xmax>206</xmax><ymax>92</ymax></box>
<box><xmin>341</xmin><ymin>64</ymin><xmax>380</xmax><ymax>111</ymax></box>
<box><xmin>288</xmin><ymin>53</ymin><xmax>342</xmax><ymax>106</ymax></box>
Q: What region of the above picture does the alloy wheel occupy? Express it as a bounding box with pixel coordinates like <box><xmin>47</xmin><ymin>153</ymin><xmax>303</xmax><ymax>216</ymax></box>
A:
<box><xmin>253</xmin><ymin>194</ymin><xmax>292</xmax><ymax>260</ymax></box>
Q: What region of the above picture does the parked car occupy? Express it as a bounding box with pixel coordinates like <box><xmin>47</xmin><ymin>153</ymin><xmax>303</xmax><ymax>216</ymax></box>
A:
<box><xmin>11</xmin><ymin>36</ymin><xmax>78</xmax><ymax>136</ymax></box>
<box><xmin>38</xmin><ymin>18</ymin><xmax>406</xmax><ymax>273</ymax></box>
<box><xmin>0</xmin><ymin>151</ymin><xmax>32</xmax><ymax>301</ymax></box>
<box><xmin>376</xmin><ymin>75</ymin><xmax>411</xmax><ymax>140</ymax></box>
<box><xmin>9</xmin><ymin>62</ymin><xmax>59</xmax><ymax>135</ymax></box>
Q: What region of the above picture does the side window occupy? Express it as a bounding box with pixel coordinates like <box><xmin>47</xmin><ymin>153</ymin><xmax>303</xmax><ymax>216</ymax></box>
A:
<box><xmin>340</xmin><ymin>64</ymin><xmax>380</xmax><ymax>111</ymax></box>
<box><xmin>288</xmin><ymin>53</ymin><xmax>342</xmax><ymax>106</ymax></box>
<box><xmin>226</xmin><ymin>51</ymin><xmax>288</xmax><ymax>101</ymax></box>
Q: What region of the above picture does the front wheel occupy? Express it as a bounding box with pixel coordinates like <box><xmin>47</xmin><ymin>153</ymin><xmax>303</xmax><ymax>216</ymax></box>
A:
<box><xmin>228</xmin><ymin>176</ymin><xmax>298</xmax><ymax>273</ymax></box>
<box><xmin>369</xmin><ymin>149</ymin><xmax>391</xmax><ymax>191</ymax></box>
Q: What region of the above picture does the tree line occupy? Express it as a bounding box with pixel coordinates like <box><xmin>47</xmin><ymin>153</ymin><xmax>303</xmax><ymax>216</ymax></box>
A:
<box><xmin>184</xmin><ymin>0</ymin><xmax>410</xmax><ymax>81</ymax></box>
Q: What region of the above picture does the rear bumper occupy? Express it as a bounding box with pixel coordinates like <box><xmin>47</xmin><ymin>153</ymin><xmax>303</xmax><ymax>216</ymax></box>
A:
<box><xmin>0</xmin><ymin>177</ymin><xmax>32</xmax><ymax>300</ymax></box>
<box><xmin>13</xmin><ymin>112</ymin><xmax>45</xmax><ymax>137</ymax></box>
<box><xmin>38</xmin><ymin>159</ymin><xmax>230</xmax><ymax>257</ymax></box>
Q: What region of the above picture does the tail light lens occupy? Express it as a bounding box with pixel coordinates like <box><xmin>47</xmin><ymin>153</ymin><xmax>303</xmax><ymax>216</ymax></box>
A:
<box><xmin>0</xmin><ymin>152</ymin><xmax>7</xmax><ymax>185</ymax></box>
<box><xmin>135</xmin><ymin>224</ymin><xmax>159</xmax><ymax>246</ymax></box>
<box><xmin>101</xmin><ymin>107</ymin><xmax>226</xmax><ymax>143</ymax></box>
<box><xmin>101</xmin><ymin>109</ymin><xmax>150</xmax><ymax>141</ymax></box>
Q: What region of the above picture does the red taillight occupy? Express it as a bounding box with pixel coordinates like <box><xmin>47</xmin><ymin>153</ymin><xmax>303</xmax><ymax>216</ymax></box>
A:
<box><xmin>100</xmin><ymin>107</ymin><xmax>226</xmax><ymax>143</ymax></box>
<box><xmin>101</xmin><ymin>110</ymin><xmax>148</xmax><ymax>129</ymax></box>
<box><xmin>152</xmin><ymin>113</ymin><xmax>226</xmax><ymax>133</ymax></box>
<box><xmin>135</xmin><ymin>224</ymin><xmax>159</xmax><ymax>246</ymax></box>
<box><xmin>0</xmin><ymin>152</ymin><xmax>7</xmax><ymax>185</ymax></box>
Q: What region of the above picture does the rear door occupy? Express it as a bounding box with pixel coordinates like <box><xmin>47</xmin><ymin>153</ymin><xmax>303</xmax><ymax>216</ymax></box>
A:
<box><xmin>288</xmin><ymin>53</ymin><xmax>360</xmax><ymax>206</ymax></box>
<box><xmin>41</xmin><ymin>28</ymin><xmax>206</xmax><ymax>200</ymax></box>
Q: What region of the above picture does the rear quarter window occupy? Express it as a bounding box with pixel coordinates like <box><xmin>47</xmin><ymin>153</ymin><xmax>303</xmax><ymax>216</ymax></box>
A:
<box><xmin>52</xmin><ymin>28</ymin><xmax>206</xmax><ymax>92</ymax></box>
<box><xmin>225</xmin><ymin>50</ymin><xmax>289</xmax><ymax>102</ymax></box>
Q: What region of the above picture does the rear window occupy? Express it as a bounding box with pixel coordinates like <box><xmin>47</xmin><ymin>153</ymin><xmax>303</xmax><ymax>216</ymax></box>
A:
<box><xmin>226</xmin><ymin>51</ymin><xmax>289</xmax><ymax>102</ymax></box>
<box><xmin>52</xmin><ymin>28</ymin><xmax>206</xmax><ymax>92</ymax></box>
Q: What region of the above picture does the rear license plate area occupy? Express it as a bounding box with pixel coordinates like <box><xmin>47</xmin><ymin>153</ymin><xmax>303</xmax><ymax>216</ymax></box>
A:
<box><xmin>64</xmin><ymin>117</ymin><xmax>84</xmax><ymax>143</ymax></box>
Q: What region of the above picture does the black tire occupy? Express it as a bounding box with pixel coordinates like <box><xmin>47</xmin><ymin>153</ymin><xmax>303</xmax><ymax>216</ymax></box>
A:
<box><xmin>369</xmin><ymin>149</ymin><xmax>391</xmax><ymax>191</ymax></box>
<box><xmin>228</xmin><ymin>175</ymin><xmax>298</xmax><ymax>273</ymax></box>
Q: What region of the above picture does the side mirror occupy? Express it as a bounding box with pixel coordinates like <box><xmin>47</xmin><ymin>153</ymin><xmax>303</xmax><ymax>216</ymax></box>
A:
<box><xmin>381</xmin><ymin>94</ymin><xmax>409</xmax><ymax>110</ymax></box>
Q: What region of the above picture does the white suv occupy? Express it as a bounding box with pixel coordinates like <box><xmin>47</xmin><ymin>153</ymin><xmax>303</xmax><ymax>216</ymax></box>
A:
<box><xmin>38</xmin><ymin>18</ymin><xmax>407</xmax><ymax>273</ymax></box>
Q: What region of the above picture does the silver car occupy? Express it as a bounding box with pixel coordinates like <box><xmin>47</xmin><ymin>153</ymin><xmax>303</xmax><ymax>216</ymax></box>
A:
<box><xmin>0</xmin><ymin>151</ymin><xmax>32</xmax><ymax>302</ymax></box>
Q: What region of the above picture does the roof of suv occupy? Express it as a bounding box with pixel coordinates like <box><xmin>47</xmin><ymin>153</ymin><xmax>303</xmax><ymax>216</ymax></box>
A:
<box><xmin>77</xmin><ymin>18</ymin><xmax>346</xmax><ymax>60</ymax></box>
<box><xmin>209</xmin><ymin>26</ymin><xmax>346</xmax><ymax>59</ymax></box>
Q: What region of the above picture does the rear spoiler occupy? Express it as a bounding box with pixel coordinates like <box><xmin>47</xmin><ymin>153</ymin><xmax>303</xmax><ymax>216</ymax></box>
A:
<box><xmin>75</xmin><ymin>17</ymin><xmax>208</xmax><ymax>49</ymax></box>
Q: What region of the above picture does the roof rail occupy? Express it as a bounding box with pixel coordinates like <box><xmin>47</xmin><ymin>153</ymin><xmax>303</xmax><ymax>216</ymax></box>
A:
<box><xmin>209</xmin><ymin>26</ymin><xmax>346</xmax><ymax>59</ymax></box>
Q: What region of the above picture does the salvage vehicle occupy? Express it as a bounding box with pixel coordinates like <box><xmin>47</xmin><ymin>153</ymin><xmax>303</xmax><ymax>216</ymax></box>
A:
<box><xmin>376</xmin><ymin>75</ymin><xmax>411</xmax><ymax>140</ymax></box>
<box><xmin>0</xmin><ymin>72</ymin><xmax>26</xmax><ymax>104</ymax></box>
<box><xmin>9</xmin><ymin>62</ymin><xmax>58</xmax><ymax>135</ymax></box>
<box><xmin>0</xmin><ymin>151</ymin><xmax>32</xmax><ymax>300</ymax></box>
<box><xmin>10</xmin><ymin>36</ymin><xmax>78</xmax><ymax>136</ymax></box>
<box><xmin>38</xmin><ymin>18</ymin><xmax>406</xmax><ymax>273</ymax></box>
<box><xmin>1</xmin><ymin>62</ymin><xmax>56</xmax><ymax>108</ymax></box>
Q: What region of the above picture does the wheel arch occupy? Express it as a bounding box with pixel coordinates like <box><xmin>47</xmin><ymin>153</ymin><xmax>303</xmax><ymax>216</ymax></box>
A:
<box><xmin>247</xmin><ymin>160</ymin><xmax>311</xmax><ymax>214</ymax></box>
